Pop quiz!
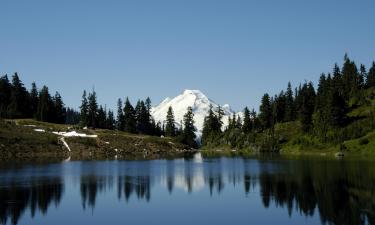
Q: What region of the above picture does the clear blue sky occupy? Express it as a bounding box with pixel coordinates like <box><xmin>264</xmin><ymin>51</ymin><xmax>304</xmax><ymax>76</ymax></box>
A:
<box><xmin>1</xmin><ymin>0</ymin><xmax>374</xmax><ymax>112</ymax></box>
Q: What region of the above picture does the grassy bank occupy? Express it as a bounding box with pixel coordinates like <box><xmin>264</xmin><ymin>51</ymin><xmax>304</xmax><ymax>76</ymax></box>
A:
<box><xmin>0</xmin><ymin>119</ymin><xmax>194</xmax><ymax>159</ymax></box>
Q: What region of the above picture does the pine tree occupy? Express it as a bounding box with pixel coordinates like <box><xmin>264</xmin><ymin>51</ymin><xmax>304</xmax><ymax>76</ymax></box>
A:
<box><xmin>30</xmin><ymin>82</ymin><xmax>39</xmax><ymax>118</ymax></box>
<box><xmin>250</xmin><ymin>108</ymin><xmax>259</xmax><ymax>131</ymax></box>
<box><xmin>165</xmin><ymin>106</ymin><xmax>176</xmax><ymax>137</ymax></box>
<box><xmin>328</xmin><ymin>90</ymin><xmax>347</xmax><ymax>127</ymax></box>
<box><xmin>36</xmin><ymin>86</ymin><xmax>53</xmax><ymax>122</ymax></box>
<box><xmin>180</xmin><ymin>106</ymin><xmax>197</xmax><ymax>148</ymax></box>
<box><xmin>123</xmin><ymin>97</ymin><xmax>136</xmax><ymax>133</ymax></box>
<box><xmin>274</xmin><ymin>91</ymin><xmax>286</xmax><ymax>123</ymax></box>
<box><xmin>0</xmin><ymin>75</ymin><xmax>11</xmax><ymax>118</ymax></box>
<box><xmin>7</xmin><ymin>73</ymin><xmax>30</xmax><ymax>118</ymax></box>
<box><xmin>242</xmin><ymin>107</ymin><xmax>252</xmax><ymax>133</ymax></box>
<box><xmin>236</xmin><ymin>115</ymin><xmax>242</xmax><ymax>129</ymax></box>
<box><xmin>53</xmin><ymin>92</ymin><xmax>66</xmax><ymax>124</ymax></box>
<box><xmin>367</xmin><ymin>62</ymin><xmax>375</xmax><ymax>88</ymax></box>
<box><xmin>359</xmin><ymin>64</ymin><xmax>366</xmax><ymax>89</ymax></box>
<box><xmin>80</xmin><ymin>90</ymin><xmax>89</xmax><ymax>127</ymax></box>
<box><xmin>65</xmin><ymin>108</ymin><xmax>80</xmax><ymax>125</ymax></box>
<box><xmin>87</xmin><ymin>91</ymin><xmax>98</xmax><ymax>128</ymax></box>
<box><xmin>144</xmin><ymin>97</ymin><xmax>153</xmax><ymax>134</ymax></box>
<box><xmin>106</xmin><ymin>109</ymin><xmax>115</xmax><ymax>130</ymax></box>
<box><xmin>284</xmin><ymin>82</ymin><xmax>295</xmax><ymax>121</ymax></box>
<box><xmin>299</xmin><ymin>82</ymin><xmax>316</xmax><ymax>132</ymax></box>
<box><xmin>259</xmin><ymin>93</ymin><xmax>272</xmax><ymax>129</ymax></box>
<box><xmin>202</xmin><ymin>105</ymin><xmax>218</xmax><ymax>145</ymax></box>
<box><xmin>116</xmin><ymin>98</ymin><xmax>124</xmax><ymax>130</ymax></box>
<box><xmin>97</xmin><ymin>105</ymin><xmax>107</xmax><ymax>128</ymax></box>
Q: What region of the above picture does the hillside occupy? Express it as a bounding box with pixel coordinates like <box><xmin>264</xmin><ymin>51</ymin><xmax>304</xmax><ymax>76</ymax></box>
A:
<box><xmin>0</xmin><ymin>119</ymin><xmax>193</xmax><ymax>160</ymax></box>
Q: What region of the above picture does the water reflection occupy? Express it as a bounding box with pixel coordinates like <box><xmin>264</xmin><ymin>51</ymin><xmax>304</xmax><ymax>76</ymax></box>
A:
<box><xmin>0</xmin><ymin>157</ymin><xmax>374</xmax><ymax>225</ymax></box>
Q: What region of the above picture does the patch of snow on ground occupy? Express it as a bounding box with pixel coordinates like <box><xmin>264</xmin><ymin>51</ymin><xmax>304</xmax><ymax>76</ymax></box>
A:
<box><xmin>53</xmin><ymin>131</ymin><xmax>97</xmax><ymax>138</ymax></box>
<box><xmin>34</xmin><ymin>129</ymin><xmax>46</xmax><ymax>132</ymax></box>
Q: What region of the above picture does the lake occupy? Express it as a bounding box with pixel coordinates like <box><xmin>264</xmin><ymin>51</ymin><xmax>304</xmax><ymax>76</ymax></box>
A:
<box><xmin>0</xmin><ymin>154</ymin><xmax>374</xmax><ymax>225</ymax></box>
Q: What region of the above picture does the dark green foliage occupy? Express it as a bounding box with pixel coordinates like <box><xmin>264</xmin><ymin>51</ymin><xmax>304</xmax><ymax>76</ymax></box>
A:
<box><xmin>178</xmin><ymin>106</ymin><xmax>197</xmax><ymax>148</ymax></box>
<box><xmin>80</xmin><ymin>90</ymin><xmax>88</xmax><ymax>126</ymax></box>
<box><xmin>87</xmin><ymin>91</ymin><xmax>98</xmax><ymax>128</ymax></box>
<box><xmin>36</xmin><ymin>86</ymin><xmax>54</xmax><ymax>122</ymax></box>
<box><xmin>242</xmin><ymin>107</ymin><xmax>252</xmax><ymax>133</ymax></box>
<box><xmin>123</xmin><ymin>97</ymin><xmax>136</xmax><ymax>133</ymax></box>
<box><xmin>259</xmin><ymin>94</ymin><xmax>273</xmax><ymax>129</ymax></box>
<box><xmin>367</xmin><ymin>62</ymin><xmax>375</xmax><ymax>88</ymax></box>
<box><xmin>53</xmin><ymin>92</ymin><xmax>66</xmax><ymax>124</ymax></box>
<box><xmin>201</xmin><ymin>105</ymin><xmax>223</xmax><ymax>145</ymax></box>
<box><xmin>30</xmin><ymin>82</ymin><xmax>39</xmax><ymax>118</ymax></box>
<box><xmin>7</xmin><ymin>73</ymin><xmax>30</xmax><ymax>118</ymax></box>
<box><xmin>0</xmin><ymin>75</ymin><xmax>11</xmax><ymax>118</ymax></box>
<box><xmin>97</xmin><ymin>105</ymin><xmax>107</xmax><ymax>129</ymax></box>
<box><xmin>299</xmin><ymin>82</ymin><xmax>315</xmax><ymax>132</ymax></box>
<box><xmin>106</xmin><ymin>109</ymin><xmax>115</xmax><ymax>130</ymax></box>
<box><xmin>65</xmin><ymin>107</ymin><xmax>80</xmax><ymax>125</ymax></box>
<box><xmin>284</xmin><ymin>82</ymin><xmax>295</xmax><ymax>121</ymax></box>
<box><xmin>359</xmin><ymin>137</ymin><xmax>369</xmax><ymax>145</ymax></box>
<box><xmin>274</xmin><ymin>91</ymin><xmax>286</xmax><ymax>123</ymax></box>
<box><xmin>116</xmin><ymin>98</ymin><xmax>124</xmax><ymax>130</ymax></box>
<box><xmin>165</xmin><ymin>106</ymin><xmax>176</xmax><ymax>137</ymax></box>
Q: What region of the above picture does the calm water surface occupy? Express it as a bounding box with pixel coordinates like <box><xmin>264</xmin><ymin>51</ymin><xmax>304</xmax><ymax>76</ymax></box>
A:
<box><xmin>0</xmin><ymin>155</ymin><xmax>374</xmax><ymax>225</ymax></box>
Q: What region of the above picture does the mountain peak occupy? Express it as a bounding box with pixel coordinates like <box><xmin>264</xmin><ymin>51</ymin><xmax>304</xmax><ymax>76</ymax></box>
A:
<box><xmin>182</xmin><ymin>89</ymin><xmax>204</xmax><ymax>96</ymax></box>
<box><xmin>151</xmin><ymin>90</ymin><xmax>235</xmax><ymax>137</ymax></box>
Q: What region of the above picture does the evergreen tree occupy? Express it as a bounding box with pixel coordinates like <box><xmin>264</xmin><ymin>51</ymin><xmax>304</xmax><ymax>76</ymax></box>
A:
<box><xmin>250</xmin><ymin>108</ymin><xmax>259</xmax><ymax>131</ymax></box>
<box><xmin>116</xmin><ymin>98</ymin><xmax>124</xmax><ymax>130</ymax></box>
<box><xmin>367</xmin><ymin>62</ymin><xmax>375</xmax><ymax>88</ymax></box>
<box><xmin>106</xmin><ymin>109</ymin><xmax>115</xmax><ymax>130</ymax></box>
<box><xmin>53</xmin><ymin>92</ymin><xmax>66</xmax><ymax>124</ymax></box>
<box><xmin>359</xmin><ymin>64</ymin><xmax>366</xmax><ymax>89</ymax></box>
<box><xmin>7</xmin><ymin>73</ymin><xmax>30</xmax><ymax>118</ymax></box>
<box><xmin>202</xmin><ymin>105</ymin><xmax>221</xmax><ymax>145</ymax></box>
<box><xmin>36</xmin><ymin>86</ymin><xmax>53</xmax><ymax>122</ymax></box>
<box><xmin>242</xmin><ymin>107</ymin><xmax>252</xmax><ymax>133</ymax></box>
<box><xmin>144</xmin><ymin>97</ymin><xmax>153</xmax><ymax>134</ymax></box>
<box><xmin>87</xmin><ymin>91</ymin><xmax>98</xmax><ymax>128</ymax></box>
<box><xmin>341</xmin><ymin>54</ymin><xmax>360</xmax><ymax>99</ymax></box>
<box><xmin>274</xmin><ymin>91</ymin><xmax>286</xmax><ymax>123</ymax></box>
<box><xmin>65</xmin><ymin>108</ymin><xmax>80</xmax><ymax>125</ymax></box>
<box><xmin>97</xmin><ymin>105</ymin><xmax>107</xmax><ymax>128</ymax></box>
<box><xmin>299</xmin><ymin>82</ymin><xmax>316</xmax><ymax>132</ymax></box>
<box><xmin>284</xmin><ymin>82</ymin><xmax>295</xmax><ymax>121</ymax></box>
<box><xmin>80</xmin><ymin>90</ymin><xmax>89</xmax><ymax>126</ymax></box>
<box><xmin>0</xmin><ymin>75</ymin><xmax>11</xmax><ymax>118</ymax></box>
<box><xmin>328</xmin><ymin>90</ymin><xmax>347</xmax><ymax>127</ymax></box>
<box><xmin>180</xmin><ymin>106</ymin><xmax>197</xmax><ymax>148</ymax></box>
<box><xmin>123</xmin><ymin>97</ymin><xmax>136</xmax><ymax>133</ymax></box>
<box><xmin>236</xmin><ymin>115</ymin><xmax>242</xmax><ymax>129</ymax></box>
<box><xmin>30</xmin><ymin>82</ymin><xmax>39</xmax><ymax>118</ymax></box>
<box><xmin>259</xmin><ymin>93</ymin><xmax>272</xmax><ymax>129</ymax></box>
<box><xmin>165</xmin><ymin>106</ymin><xmax>176</xmax><ymax>137</ymax></box>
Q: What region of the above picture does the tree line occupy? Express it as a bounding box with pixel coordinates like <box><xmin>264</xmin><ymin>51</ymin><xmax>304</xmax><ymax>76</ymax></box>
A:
<box><xmin>79</xmin><ymin>92</ymin><xmax>198</xmax><ymax>148</ymax></box>
<box><xmin>0</xmin><ymin>73</ymin><xmax>78</xmax><ymax>124</ymax></box>
<box><xmin>200</xmin><ymin>54</ymin><xmax>375</xmax><ymax>149</ymax></box>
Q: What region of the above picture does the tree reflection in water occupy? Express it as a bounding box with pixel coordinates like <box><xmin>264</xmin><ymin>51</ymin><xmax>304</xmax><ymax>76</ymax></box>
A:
<box><xmin>0</xmin><ymin>157</ymin><xmax>374</xmax><ymax>225</ymax></box>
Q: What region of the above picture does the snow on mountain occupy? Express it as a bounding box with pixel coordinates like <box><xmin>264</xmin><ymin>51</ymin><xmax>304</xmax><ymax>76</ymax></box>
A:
<box><xmin>151</xmin><ymin>90</ymin><xmax>236</xmax><ymax>137</ymax></box>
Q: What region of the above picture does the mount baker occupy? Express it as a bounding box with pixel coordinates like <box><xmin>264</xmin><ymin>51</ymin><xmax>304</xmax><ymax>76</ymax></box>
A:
<box><xmin>151</xmin><ymin>90</ymin><xmax>240</xmax><ymax>137</ymax></box>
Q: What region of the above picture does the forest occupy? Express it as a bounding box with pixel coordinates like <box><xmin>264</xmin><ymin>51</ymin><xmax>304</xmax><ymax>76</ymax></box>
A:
<box><xmin>1</xmin><ymin>54</ymin><xmax>374</xmax><ymax>150</ymax></box>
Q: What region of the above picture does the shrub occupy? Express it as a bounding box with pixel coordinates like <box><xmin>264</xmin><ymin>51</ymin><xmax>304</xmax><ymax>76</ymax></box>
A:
<box><xmin>359</xmin><ymin>137</ymin><xmax>369</xmax><ymax>145</ymax></box>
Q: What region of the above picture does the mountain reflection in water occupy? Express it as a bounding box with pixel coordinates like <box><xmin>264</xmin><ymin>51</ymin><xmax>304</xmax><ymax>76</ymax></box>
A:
<box><xmin>0</xmin><ymin>156</ymin><xmax>374</xmax><ymax>225</ymax></box>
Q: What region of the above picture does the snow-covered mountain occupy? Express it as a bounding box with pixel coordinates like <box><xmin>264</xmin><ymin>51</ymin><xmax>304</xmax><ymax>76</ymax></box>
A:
<box><xmin>151</xmin><ymin>90</ymin><xmax>236</xmax><ymax>136</ymax></box>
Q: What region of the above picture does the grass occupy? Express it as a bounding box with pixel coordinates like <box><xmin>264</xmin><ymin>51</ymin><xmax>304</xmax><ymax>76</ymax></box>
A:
<box><xmin>0</xmin><ymin>119</ymin><xmax>192</xmax><ymax>159</ymax></box>
<box><xmin>344</xmin><ymin>131</ymin><xmax>375</xmax><ymax>156</ymax></box>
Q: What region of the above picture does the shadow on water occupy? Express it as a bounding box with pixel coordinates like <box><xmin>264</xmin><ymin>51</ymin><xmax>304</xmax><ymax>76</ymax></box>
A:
<box><xmin>0</xmin><ymin>156</ymin><xmax>374</xmax><ymax>225</ymax></box>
